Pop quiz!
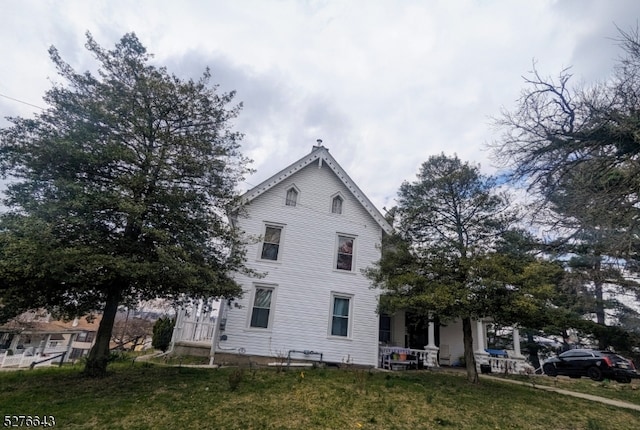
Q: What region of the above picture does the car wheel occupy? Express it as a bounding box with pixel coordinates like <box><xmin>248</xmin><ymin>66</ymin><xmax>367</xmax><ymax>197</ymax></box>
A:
<box><xmin>543</xmin><ymin>363</ymin><xmax>557</xmax><ymax>377</ymax></box>
<box><xmin>587</xmin><ymin>366</ymin><xmax>603</xmax><ymax>381</ymax></box>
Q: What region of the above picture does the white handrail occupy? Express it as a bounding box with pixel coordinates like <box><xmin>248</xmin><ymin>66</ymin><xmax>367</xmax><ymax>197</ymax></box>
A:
<box><xmin>379</xmin><ymin>346</ymin><xmax>436</xmax><ymax>368</ymax></box>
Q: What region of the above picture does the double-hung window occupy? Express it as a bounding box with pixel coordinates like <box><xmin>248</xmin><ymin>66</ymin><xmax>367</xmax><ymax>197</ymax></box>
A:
<box><xmin>261</xmin><ymin>225</ymin><xmax>282</xmax><ymax>261</ymax></box>
<box><xmin>336</xmin><ymin>235</ymin><xmax>355</xmax><ymax>271</ymax></box>
<box><xmin>76</xmin><ymin>331</ymin><xmax>95</xmax><ymax>343</ymax></box>
<box><xmin>330</xmin><ymin>294</ymin><xmax>351</xmax><ymax>337</ymax></box>
<box><xmin>250</xmin><ymin>286</ymin><xmax>274</xmax><ymax>329</ymax></box>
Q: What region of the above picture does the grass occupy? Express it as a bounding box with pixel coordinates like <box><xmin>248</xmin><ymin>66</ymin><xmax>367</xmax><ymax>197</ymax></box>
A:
<box><xmin>1</xmin><ymin>362</ymin><xmax>640</xmax><ymax>429</ymax></box>
<box><xmin>147</xmin><ymin>354</ymin><xmax>211</xmax><ymax>366</ymax></box>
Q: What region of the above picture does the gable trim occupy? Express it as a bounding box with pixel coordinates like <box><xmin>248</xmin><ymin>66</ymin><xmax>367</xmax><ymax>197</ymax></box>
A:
<box><xmin>241</xmin><ymin>146</ymin><xmax>393</xmax><ymax>234</ymax></box>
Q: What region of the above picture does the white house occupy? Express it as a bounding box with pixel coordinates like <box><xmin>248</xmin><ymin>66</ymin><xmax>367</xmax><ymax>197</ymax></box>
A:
<box><xmin>209</xmin><ymin>142</ymin><xmax>392</xmax><ymax>366</ymax></box>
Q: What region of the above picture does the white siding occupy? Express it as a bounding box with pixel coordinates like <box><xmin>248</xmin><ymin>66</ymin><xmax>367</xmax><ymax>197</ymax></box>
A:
<box><xmin>389</xmin><ymin>310</ymin><xmax>406</xmax><ymax>347</ymax></box>
<box><xmin>439</xmin><ymin>319</ymin><xmax>481</xmax><ymax>365</ymax></box>
<box><xmin>221</xmin><ymin>161</ymin><xmax>383</xmax><ymax>366</ymax></box>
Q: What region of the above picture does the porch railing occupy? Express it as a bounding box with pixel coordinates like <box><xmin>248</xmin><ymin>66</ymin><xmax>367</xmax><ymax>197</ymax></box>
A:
<box><xmin>177</xmin><ymin>318</ymin><xmax>216</xmax><ymax>343</ymax></box>
<box><xmin>0</xmin><ymin>347</ymin><xmax>69</xmax><ymax>368</ymax></box>
<box><xmin>482</xmin><ymin>355</ymin><xmax>527</xmax><ymax>374</ymax></box>
<box><xmin>378</xmin><ymin>346</ymin><xmax>437</xmax><ymax>369</ymax></box>
<box><xmin>378</xmin><ymin>346</ymin><xmax>528</xmax><ymax>375</ymax></box>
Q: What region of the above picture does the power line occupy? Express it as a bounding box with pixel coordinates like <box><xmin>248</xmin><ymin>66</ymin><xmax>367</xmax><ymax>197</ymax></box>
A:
<box><xmin>0</xmin><ymin>92</ymin><xmax>44</xmax><ymax>110</ymax></box>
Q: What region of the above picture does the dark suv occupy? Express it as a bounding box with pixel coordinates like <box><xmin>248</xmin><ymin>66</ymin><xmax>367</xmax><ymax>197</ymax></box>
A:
<box><xmin>542</xmin><ymin>349</ymin><xmax>638</xmax><ymax>383</ymax></box>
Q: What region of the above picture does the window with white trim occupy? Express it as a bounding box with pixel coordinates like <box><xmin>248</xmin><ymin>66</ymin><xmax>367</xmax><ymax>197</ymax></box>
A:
<box><xmin>330</xmin><ymin>294</ymin><xmax>352</xmax><ymax>337</ymax></box>
<box><xmin>76</xmin><ymin>331</ymin><xmax>95</xmax><ymax>343</ymax></box>
<box><xmin>336</xmin><ymin>235</ymin><xmax>355</xmax><ymax>271</ymax></box>
<box><xmin>250</xmin><ymin>286</ymin><xmax>274</xmax><ymax>329</ymax></box>
<box><xmin>261</xmin><ymin>225</ymin><xmax>282</xmax><ymax>261</ymax></box>
<box><xmin>331</xmin><ymin>195</ymin><xmax>343</xmax><ymax>214</ymax></box>
<box><xmin>285</xmin><ymin>187</ymin><xmax>298</xmax><ymax>206</ymax></box>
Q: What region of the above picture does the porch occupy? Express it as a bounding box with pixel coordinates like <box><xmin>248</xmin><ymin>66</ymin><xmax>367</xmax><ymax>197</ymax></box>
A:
<box><xmin>379</xmin><ymin>312</ymin><xmax>531</xmax><ymax>375</ymax></box>
<box><xmin>0</xmin><ymin>346</ymin><xmax>69</xmax><ymax>368</ymax></box>
<box><xmin>378</xmin><ymin>345</ymin><xmax>527</xmax><ymax>374</ymax></box>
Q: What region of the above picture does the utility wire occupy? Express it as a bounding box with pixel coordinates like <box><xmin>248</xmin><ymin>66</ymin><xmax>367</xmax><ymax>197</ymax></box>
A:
<box><xmin>0</xmin><ymin>92</ymin><xmax>44</xmax><ymax>110</ymax></box>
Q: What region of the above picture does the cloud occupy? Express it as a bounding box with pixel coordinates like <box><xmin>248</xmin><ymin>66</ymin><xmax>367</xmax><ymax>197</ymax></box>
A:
<box><xmin>2</xmin><ymin>0</ymin><xmax>640</xmax><ymax>210</ymax></box>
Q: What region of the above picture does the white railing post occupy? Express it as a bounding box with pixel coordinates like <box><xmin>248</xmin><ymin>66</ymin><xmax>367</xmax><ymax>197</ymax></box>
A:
<box><xmin>511</xmin><ymin>327</ymin><xmax>524</xmax><ymax>359</ymax></box>
<box><xmin>423</xmin><ymin>313</ymin><xmax>439</xmax><ymax>367</ymax></box>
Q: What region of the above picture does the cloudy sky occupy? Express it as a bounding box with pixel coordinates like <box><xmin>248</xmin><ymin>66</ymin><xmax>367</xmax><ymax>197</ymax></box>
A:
<box><xmin>1</xmin><ymin>0</ymin><xmax>639</xmax><ymax>211</ymax></box>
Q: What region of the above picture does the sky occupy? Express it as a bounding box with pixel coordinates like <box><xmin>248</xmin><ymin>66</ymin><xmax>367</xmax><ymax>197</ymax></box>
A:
<box><xmin>1</xmin><ymin>0</ymin><xmax>639</xmax><ymax>212</ymax></box>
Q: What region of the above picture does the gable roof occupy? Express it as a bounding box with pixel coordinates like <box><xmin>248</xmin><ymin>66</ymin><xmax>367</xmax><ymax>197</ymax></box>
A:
<box><xmin>242</xmin><ymin>144</ymin><xmax>393</xmax><ymax>235</ymax></box>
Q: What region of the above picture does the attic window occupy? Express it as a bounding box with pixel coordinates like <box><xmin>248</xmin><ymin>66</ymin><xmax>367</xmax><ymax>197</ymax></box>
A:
<box><xmin>285</xmin><ymin>187</ymin><xmax>298</xmax><ymax>207</ymax></box>
<box><xmin>332</xmin><ymin>196</ymin><xmax>343</xmax><ymax>214</ymax></box>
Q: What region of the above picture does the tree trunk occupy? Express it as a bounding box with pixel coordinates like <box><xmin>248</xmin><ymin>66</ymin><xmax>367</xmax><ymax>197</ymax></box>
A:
<box><xmin>525</xmin><ymin>331</ymin><xmax>541</xmax><ymax>372</ymax></box>
<box><xmin>593</xmin><ymin>256</ymin><xmax>607</xmax><ymax>349</ymax></box>
<box><xmin>462</xmin><ymin>317</ymin><xmax>479</xmax><ymax>383</ymax></box>
<box><xmin>84</xmin><ymin>287</ymin><xmax>122</xmax><ymax>377</ymax></box>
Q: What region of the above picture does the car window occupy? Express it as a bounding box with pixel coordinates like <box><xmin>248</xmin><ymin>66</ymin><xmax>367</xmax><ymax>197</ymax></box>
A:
<box><xmin>560</xmin><ymin>350</ymin><xmax>593</xmax><ymax>358</ymax></box>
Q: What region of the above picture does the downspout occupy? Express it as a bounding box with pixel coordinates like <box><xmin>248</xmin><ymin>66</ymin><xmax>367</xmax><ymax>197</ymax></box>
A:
<box><xmin>209</xmin><ymin>299</ymin><xmax>226</xmax><ymax>365</ymax></box>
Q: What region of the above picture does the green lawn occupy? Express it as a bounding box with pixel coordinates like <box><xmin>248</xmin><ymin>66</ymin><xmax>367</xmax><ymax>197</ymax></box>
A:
<box><xmin>1</xmin><ymin>362</ymin><xmax>639</xmax><ymax>429</ymax></box>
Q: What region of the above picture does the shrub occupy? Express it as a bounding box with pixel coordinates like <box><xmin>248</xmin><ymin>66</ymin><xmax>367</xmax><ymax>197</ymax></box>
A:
<box><xmin>228</xmin><ymin>368</ymin><xmax>244</xmax><ymax>391</ymax></box>
<box><xmin>152</xmin><ymin>316</ymin><xmax>175</xmax><ymax>352</ymax></box>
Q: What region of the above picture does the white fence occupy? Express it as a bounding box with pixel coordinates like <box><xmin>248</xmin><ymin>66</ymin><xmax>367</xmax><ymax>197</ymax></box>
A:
<box><xmin>175</xmin><ymin>318</ymin><xmax>216</xmax><ymax>343</ymax></box>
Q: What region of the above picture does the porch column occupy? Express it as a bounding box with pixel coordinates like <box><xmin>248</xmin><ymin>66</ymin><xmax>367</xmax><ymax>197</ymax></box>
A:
<box><xmin>509</xmin><ymin>326</ymin><xmax>527</xmax><ymax>374</ymax></box>
<box><xmin>427</xmin><ymin>318</ymin><xmax>436</xmax><ymax>348</ymax></box>
<box><xmin>423</xmin><ymin>313</ymin><xmax>439</xmax><ymax>367</ymax></box>
<box><xmin>475</xmin><ymin>320</ymin><xmax>486</xmax><ymax>354</ymax></box>
<box><xmin>65</xmin><ymin>333</ymin><xmax>77</xmax><ymax>363</ymax></box>
<box><xmin>512</xmin><ymin>327</ymin><xmax>524</xmax><ymax>358</ymax></box>
<box><xmin>39</xmin><ymin>334</ymin><xmax>51</xmax><ymax>355</ymax></box>
<box><xmin>209</xmin><ymin>300</ymin><xmax>225</xmax><ymax>366</ymax></box>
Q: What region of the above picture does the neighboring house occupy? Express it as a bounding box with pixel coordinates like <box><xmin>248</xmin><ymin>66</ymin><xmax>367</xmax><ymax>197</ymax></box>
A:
<box><xmin>0</xmin><ymin>311</ymin><xmax>100</xmax><ymax>368</ymax></box>
<box><xmin>171</xmin><ymin>142</ymin><xmax>529</xmax><ymax>373</ymax></box>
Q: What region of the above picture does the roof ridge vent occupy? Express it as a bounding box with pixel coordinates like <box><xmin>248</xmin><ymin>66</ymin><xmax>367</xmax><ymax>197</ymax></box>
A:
<box><xmin>312</xmin><ymin>139</ymin><xmax>328</xmax><ymax>151</ymax></box>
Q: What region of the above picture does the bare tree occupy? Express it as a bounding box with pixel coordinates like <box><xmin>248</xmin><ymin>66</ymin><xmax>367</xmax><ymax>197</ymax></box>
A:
<box><xmin>490</xmin><ymin>26</ymin><xmax>640</xmax><ymax>348</ymax></box>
